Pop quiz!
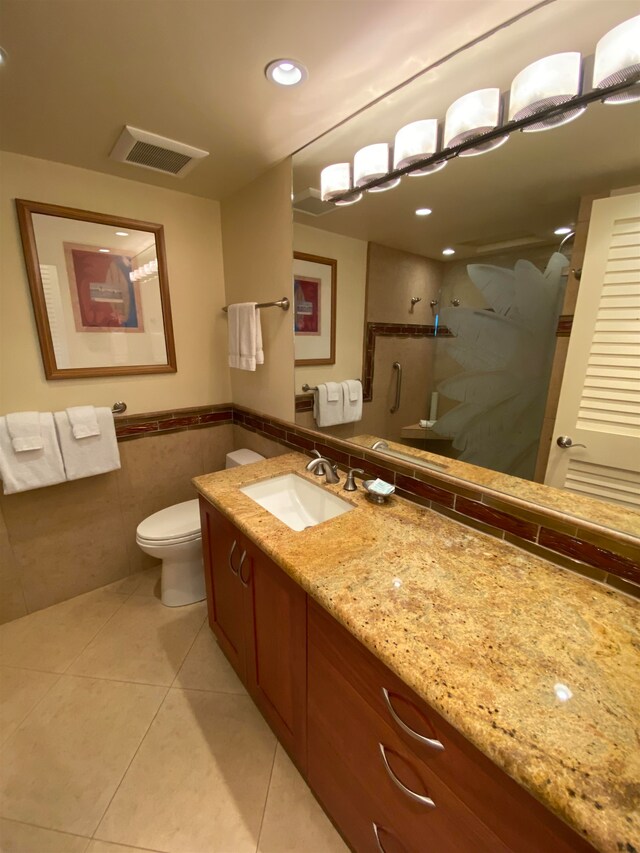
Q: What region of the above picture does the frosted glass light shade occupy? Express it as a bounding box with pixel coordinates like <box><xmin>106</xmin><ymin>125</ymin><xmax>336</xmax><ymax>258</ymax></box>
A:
<box><xmin>354</xmin><ymin>143</ymin><xmax>400</xmax><ymax>192</ymax></box>
<box><xmin>594</xmin><ymin>15</ymin><xmax>640</xmax><ymax>104</ymax></box>
<box><xmin>443</xmin><ymin>89</ymin><xmax>508</xmax><ymax>156</ymax></box>
<box><xmin>321</xmin><ymin>163</ymin><xmax>351</xmax><ymax>201</ymax></box>
<box><xmin>509</xmin><ymin>52</ymin><xmax>584</xmax><ymax>131</ymax></box>
<box><xmin>393</xmin><ymin>120</ymin><xmax>446</xmax><ymax>176</ymax></box>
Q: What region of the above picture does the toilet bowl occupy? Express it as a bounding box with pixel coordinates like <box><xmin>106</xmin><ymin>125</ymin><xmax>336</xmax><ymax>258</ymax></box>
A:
<box><xmin>135</xmin><ymin>448</ymin><xmax>265</xmax><ymax>606</ymax></box>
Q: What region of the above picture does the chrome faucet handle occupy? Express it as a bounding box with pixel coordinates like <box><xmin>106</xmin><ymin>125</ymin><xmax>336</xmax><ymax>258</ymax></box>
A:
<box><xmin>344</xmin><ymin>468</ymin><xmax>364</xmax><ymax>491</ymax></box>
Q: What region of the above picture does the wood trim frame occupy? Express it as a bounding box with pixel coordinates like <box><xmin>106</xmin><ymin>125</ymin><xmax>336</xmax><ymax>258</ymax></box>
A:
<box><xmin>293</xmin><ymin>250</ymin><xmax>337</xmax><ymax>367</ymax></box>
<box><xmin>15</xmin><ymin>198</ymin><xmax>177</xmax><ymax>379</ymax></box>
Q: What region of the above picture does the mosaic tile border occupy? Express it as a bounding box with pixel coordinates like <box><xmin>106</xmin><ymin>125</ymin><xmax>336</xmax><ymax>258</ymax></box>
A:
<box><xmin>115</xmin><ymin>404</ymin><xmax>233</xmax><ymax>441</ymax></box>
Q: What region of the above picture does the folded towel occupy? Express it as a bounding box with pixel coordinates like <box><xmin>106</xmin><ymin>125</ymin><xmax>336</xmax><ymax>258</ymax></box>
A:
<box><xmin>66</xmin><ymin>406</ymin><xmax>100</xmax><ymax>439</ymax></box>
<box><xmin>54</xmin><ymin>407</ymin><xmax>121</xmax><ymax>480</ymax></box>
<box><xmin>325</xmin><ymin>382</ymin><xmax>340</xmax><ymax>402</ymax></box>
<box><xmin>0</xmin><ymin>413</ymin><xmax>66</xmax><ymax>493</ymax></box>
<box><xmin>228</xmin><ymin>303</ymin><xmax>264</xmax><ymax>371</ymax></box>
<box><xmin>313</xmin><ymin>383</ymin><xmax>345</xmax><ymax>427</ymax></box>
<box><xmin>341</xmin><ymin>379</ymin><xmax>363</xmax><ymax>424</ymax></box>
<box><xmin>5</xmin><ymin>411</ymin><xmax>43</xmax><ymax>452</ymax></box>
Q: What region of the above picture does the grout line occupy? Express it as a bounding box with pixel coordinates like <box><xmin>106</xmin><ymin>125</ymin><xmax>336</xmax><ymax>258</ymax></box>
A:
<box><xmin>254</xmin><ymin>740</ymin><xmax>279</xmax><ymax>853</ymax></box>
<box><xmin>60</xmin><ymin>596</ymin><xmax>130</xmax><ymax>676</ymax></box>
<box><xmin>49</xmin><ymin>670</ymin><xmax>175</xmax><ymax>690</ymax></box>
<box><xmin>168</xmin><ymin>614</ymin><xmax>207</xmax><ymax>690</ymax></box>
<box><xmin>0</xmin><ymin>671</ymin><xmax>63</xmax><ymax>748</ymax></box>
<box><xmin>0</xmin><ymin>817</ymin><xmax>91</xmax><ymax>844</ymax></box>
<box><xmin>89</xmin><ymin>685</ymin><xmax>171</xmax><ymax>841</ymax></box>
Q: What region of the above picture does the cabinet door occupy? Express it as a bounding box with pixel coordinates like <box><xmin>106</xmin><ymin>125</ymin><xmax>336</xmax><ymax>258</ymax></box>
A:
<box><xmin>243</xmin><ymin>540</ymin><xmax>307</xmax><ymax>771</ymax></box>
<box><xmin>199</xmin><ymin>499</ymin><xmax>247</xmax><ymax>681</ymax></box>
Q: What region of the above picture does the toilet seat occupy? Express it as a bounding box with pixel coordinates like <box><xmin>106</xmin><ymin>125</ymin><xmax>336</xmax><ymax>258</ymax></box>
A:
<box><xmin>136</xmin><ymin>499</ymin><xmax>201</xmax><ymax>544</ymax></box>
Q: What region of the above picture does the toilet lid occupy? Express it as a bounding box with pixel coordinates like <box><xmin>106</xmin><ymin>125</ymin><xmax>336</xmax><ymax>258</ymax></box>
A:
<box><xmin>136</xmin><ymin>499</ymin><xmax>201</xmax><ymax>542</ymax></box>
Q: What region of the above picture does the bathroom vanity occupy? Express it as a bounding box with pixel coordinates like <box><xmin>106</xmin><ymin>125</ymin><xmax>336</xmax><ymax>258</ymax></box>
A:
<box><xmin>194</xmin><ymin>453</ymin><xmax>640</xmax><ymax>853</ymax></box>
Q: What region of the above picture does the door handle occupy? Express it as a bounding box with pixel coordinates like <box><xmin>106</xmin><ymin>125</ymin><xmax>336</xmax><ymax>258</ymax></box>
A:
<box><xmin>557</xmin><ymin>435</ymin><xmax>587</xmax><ymax>449</ymax></box>
<box><xmin>238</xmin><ymin>551</ymin><xmax>250</xmax><ymax>587</ymax></box>
<box><xmin>227</xmin><ymin>540</ymin><xmax>238</xmax><ymax>574</ymax></box>
<box><xmin>390</xmin><ymin>362</ymin><xmax>402</xmax><ymax>413</ymax></box>
<box><xmin>372</xmin><ymin>822</ymin><xmax>407</xmax><ymax>853</ymax></box>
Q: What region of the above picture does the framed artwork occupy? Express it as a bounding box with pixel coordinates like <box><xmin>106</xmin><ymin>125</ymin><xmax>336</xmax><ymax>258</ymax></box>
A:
<box><xmin>15</xmin><ymin>199</ymin><xmax>177</xmax><ymax>379</ymax></box>
<box><xmin>293</xmin><ymin>251</ymin><xmax>336</xmax><ymax>366</ymax></box>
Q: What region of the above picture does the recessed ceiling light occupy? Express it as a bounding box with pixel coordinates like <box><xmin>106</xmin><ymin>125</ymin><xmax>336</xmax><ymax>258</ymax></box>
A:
<box><xmin>99</xmin><ymin>248</ymin><xmax>110</xmax><ymax>253</ymax></box>
<box><xmin>554</xmin><ymin>226</ymin><xmax>573</xmax><ymax>235</ymax></box>
<box><xmin>415</xmin><ymin>208</ymin><xmax>432</xmax><ymax>216</ymax></box>
<box><xmin>265</xmin><ymin>58</ymin><xmax>308</xmax><ymax>87</ymax></box>
<box><xmin>115</xmin><ymin>231</ymin><xmax>129</xmax><ymax>237</ymax></box>
<box><xmin>442</xmin><ymin>248</ymin><xmax>456</xmax><ymax>255</ymax></box>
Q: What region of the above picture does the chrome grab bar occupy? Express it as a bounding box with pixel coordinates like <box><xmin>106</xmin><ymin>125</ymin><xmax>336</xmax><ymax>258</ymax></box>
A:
<box><xmin>228</xmin><ymin>540</ymin><xmax>238</xmax><ymax>575</ymax></box>
<box><xmin>238</xmin><ymin>551</ymin><xmax>250</xmax><ymax>587</ymax></box>
<box><xmin>378</xmin><ymin>743</ymin><xmax>436</xmax><ymax>808</ymax></box>
<box><xmin>390</xmin><ymin>362</ymin><xmax>402</xmax><ymax>413</ymax></box>
<box><xmin>381</xmin><ymin>688</ymin><xmax>444</xmax><ymax>751</ymax></box>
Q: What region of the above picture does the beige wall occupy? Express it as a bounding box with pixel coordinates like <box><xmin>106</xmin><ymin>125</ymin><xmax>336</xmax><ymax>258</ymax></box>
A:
<box><xmin>221</xmin><ymin>159</ymin><xmax>294</xmax><ymax>422</ymax></box>
<box><xmin>293</xmin><ymin>223</ymin><xmax>367</xmax><ymax>394</ymax></box>
<box><xmin>1</xmin><ymin>151</ymin><xmax>230</xmax><ymax>415</ymax></box>
<box><xmin>0</xmin><ymin>424</ymin><xmax>235</xmax><ymax>624</ymax></box>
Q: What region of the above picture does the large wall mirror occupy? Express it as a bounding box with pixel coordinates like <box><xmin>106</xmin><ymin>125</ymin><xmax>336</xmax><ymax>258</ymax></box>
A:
<box><xmin>291</xmin><ymin>0</ymin><xmax>640</xmax><ymax>537</ymax></box>
<box><xmin>16</xmin><ymin>199</ymin><xmax>177</xmax><ymax>379</ymax></box>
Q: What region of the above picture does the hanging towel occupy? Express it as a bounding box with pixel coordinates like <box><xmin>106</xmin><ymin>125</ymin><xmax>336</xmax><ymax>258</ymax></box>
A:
<box><xmin>228</xmin><ymin>303</ymin><xmax>264</xmax><ymax>371</ymax></box>
<box><xmin>313</xmin><ymin>383</ymin><xmax>345</xmax><ymax>427</ymax></box>
<box><xmin>66</xmin><ymin>406</ymin><xmax>100</xmax><ymax>439</ymax></box>
<box><xmin>325</xmin><ymin>382</ymin><xmax>340</xmax><ymax>402</ymax></box>
<box><xmin>54</xmin><ymin>407</ymin><xmax>121</xmax><ymax>480</ymax></box>
<box><xmin>5</xmin><ymin>411</ymin><xmax>43</xmax><ymax>452</ymax></box>
<box><xmin>341</xmin><ymin>380</ymin><xmax>363</xmax><ymax>423</ymax></box>
<box><xmin>0</xmin><ymin>413</ymin><xmax>66</xmax><ymax>494</ymax></box>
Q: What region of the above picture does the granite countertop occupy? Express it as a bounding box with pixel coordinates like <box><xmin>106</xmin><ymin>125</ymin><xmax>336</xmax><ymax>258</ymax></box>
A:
<box><xmin>193</xmin><ymin>453</ymin><xmax>640</xmax><ymax>853</ymax></box>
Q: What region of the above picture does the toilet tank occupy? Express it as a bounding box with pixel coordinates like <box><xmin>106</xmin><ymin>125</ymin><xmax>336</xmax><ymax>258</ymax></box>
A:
<box><xmin>225</xmin><ymin>449</ymin><xmax>265</xmax><ymax>468</ymax></box>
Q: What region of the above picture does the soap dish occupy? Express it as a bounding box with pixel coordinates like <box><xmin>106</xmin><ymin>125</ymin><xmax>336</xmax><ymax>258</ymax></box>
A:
<box><xmin>363</xmin><ymin>479</ymin><xmax>395</xmax><ymax>505</ymax></box>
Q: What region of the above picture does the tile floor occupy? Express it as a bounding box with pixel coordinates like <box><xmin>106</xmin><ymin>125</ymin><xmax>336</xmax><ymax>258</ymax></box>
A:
<box><xmin>0</xmin><ymin>568</ymin><xmax>347</xmax><ymax>853</ymax></box>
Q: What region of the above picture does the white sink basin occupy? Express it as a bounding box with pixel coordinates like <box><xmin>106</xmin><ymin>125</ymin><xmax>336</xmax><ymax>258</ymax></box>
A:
<box><xmin>240</xmin><ymin>473</ymin><xmax>353</xmax><ymax>531</ymax></box>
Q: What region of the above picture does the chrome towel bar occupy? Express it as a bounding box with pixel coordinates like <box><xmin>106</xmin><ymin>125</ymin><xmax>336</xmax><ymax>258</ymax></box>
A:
<box><xmin>222</xmin><ymin>297</ymin><xmax>290</xmax><ymax>312</ymax></box>
<box><xmin>302</xmin><ymin>380</ymin><xmax>360</xmax><ymax>392</ymax></box>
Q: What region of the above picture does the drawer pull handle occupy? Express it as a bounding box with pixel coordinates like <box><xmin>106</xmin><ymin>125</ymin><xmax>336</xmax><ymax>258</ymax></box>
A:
<box><xmin>382</xmin><ymin>687</ymin><xmax>444</xmax><ymax>751</ymax></box>
<box><xmin>228</xmin><ymin>540</ymin><xmax>238</xmax><ymax>574</ymax></box>
<box><xmin>238</xmin><ymin>551</ymin><xmax>250</xmax><ymax>587</ymax></box>
<box><xmin>379</xmin><ymin>743</ymin><xmax>435</xmax><ymax>808</ymax></box>
<box><xmin>372</xmin><ymin>822</ymin><xmax>405</xmax><ymax>853</ymax></box>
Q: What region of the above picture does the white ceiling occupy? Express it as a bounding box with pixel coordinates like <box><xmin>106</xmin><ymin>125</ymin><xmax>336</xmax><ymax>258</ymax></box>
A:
<box><xmin>0</xmin><ymin>0</ymin><xmax>544</xmax><ymax>200</ymax></box>
<box><xmin>292</xmin><ymin>0</ymin><xmax>640</xmax><ymax>260</ymax></box>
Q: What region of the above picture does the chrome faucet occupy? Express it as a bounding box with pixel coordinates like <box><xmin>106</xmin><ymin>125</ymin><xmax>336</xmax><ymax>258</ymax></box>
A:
<box><xmin>305</xmin><ymin>455</ymin><xmax>341</xmax><ymax>484</ymax></box>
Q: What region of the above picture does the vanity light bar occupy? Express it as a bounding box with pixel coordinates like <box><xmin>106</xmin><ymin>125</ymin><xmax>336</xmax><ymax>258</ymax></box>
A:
<box><xmin>321</xmin><ymin>15</ymin><xmax>640</xmax><ymax>204</ymax></box>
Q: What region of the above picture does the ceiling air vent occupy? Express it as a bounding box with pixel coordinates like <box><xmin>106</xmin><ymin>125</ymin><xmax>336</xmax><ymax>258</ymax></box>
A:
<box><xmin>292</xmin><ymin>188</ymin><xmax>335</xmax><ymax>217</ymax></box>
<box><xmin>110</xmin><ymin>126</ymin><xmax>209</xmax><ymax>177</ymax></box>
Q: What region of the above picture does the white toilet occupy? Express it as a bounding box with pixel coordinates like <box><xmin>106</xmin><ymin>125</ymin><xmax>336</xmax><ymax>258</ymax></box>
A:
<box><xmin>135</xmin><ymin>449</ymin><xmax>265</xmax><ymax>606</ymax></box>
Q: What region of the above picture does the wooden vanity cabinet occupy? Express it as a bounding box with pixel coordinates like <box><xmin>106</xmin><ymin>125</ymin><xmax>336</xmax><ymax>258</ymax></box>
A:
<box><xmin>199</xmin><ymin>498</ymin><xmax>307</xmax><ymax>769</ymax></box>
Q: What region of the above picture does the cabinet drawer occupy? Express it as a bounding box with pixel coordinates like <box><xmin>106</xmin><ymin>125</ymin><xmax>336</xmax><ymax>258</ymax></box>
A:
<box><xmin>309</xmin><ymin>600</ymin><xmax>592</xmax><ymax>853</ymax></box>
<box><xmin>309</xmin><ymin>626</ymin><xmax>510</xmax><ymax>853</ymax></box>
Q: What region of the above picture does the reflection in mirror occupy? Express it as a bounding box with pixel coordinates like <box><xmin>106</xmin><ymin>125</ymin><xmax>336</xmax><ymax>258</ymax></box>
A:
<box><xmin>291</xmin><ymin>1</ymin><xmax>640</xmax><ymax>535</ymax></box>
<box><xmin>16</xmin><ymin>200</ymin><xmax>176</xmax><ymax>379</ymax></box>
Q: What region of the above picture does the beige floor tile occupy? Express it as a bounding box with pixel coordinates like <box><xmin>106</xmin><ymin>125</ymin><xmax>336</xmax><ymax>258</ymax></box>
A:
<box><xmin>0</xmin><ymin>588</ymin><xmax>128</xmax><ymax>673</ymax></box>
<box><xmin>103</xmin><ymin>567</ymin><xmax>161</xmax><ymax>598</ymax></box>
<box><xmin>86</xmin><ymin>841</ymin><xmax>160</xmax><ymax>853</ymax></box>
<box><xmin>0</xmin><ymin>675</ymin><xmax>165</xmax><ymax>837</ymax></box>
<box><xmin>68</xmin><ymin>596</ymin><xmax>206</xmax><ymax>686</ymax></box>
<box><xmin>96</xmin><ymin>688</ymin><xmax>276</xmax><ymax>853</ymax></box>
<box><xmin>0</xmin><ymin>666</ymin><xmax>59</xmax><ymax>747</ymax></box>
<box><xmin>0</xmin><ymin>818</ymin><xmax>89</xmax><ymax>852</ymax></box>
<box><xmin>173</xmin><ymin>622</ymin><xmax>246</xmax><ymax>694</ymax></box>
<box><xmin>258</xmin><ymin>745</ymin><xmax>348</xmax><ymax>853</ymax></box>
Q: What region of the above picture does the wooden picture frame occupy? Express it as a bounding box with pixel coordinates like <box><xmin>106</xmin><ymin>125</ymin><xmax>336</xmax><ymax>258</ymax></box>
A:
<box><xmin>293</xmin><ymin>251</ymin><xmax>336</xmax><ymax>366</ymax></box>
<box><xmin>15</xmin><ymin>199</ymin><xmax>177</xmax><ymax>379</ymax></box>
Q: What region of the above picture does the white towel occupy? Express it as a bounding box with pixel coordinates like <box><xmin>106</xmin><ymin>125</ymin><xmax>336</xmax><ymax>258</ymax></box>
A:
<box><xmin>313</xmin><ymin>383</ymin><xmax>345</xmax><ymax>427</ymax></box>
<box><xmin>66</xmin><ymin>406</ymin><xmax>100</xmax><ymax>439</ymax></box>
<box><xmin>5</xmin><ymin>411</ymin><xmax>43</xmax><ymax>452</ymax></box>
<box><xmin>228</xmin><ymin>303</ymin><xmax>264</xmax><ymax>371</ymax></box>
<box><xmin>325</xmin><ymin>382</ymin><xmax>340</xmax><ymax>402</ymax></box>
<box><xmin>341</xmin><ymin>380</ymin><xmax>363</xmax><ymax>424</ymax></box>
<box><xmin>0</xmin><ymin>413</ymin><xmax>66</xmax><ymax>494</ymax></box>
<box><xmin>54</xmin><ymin>407</ymin><xmax>121</xmax><ymax>480</ymax></box>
